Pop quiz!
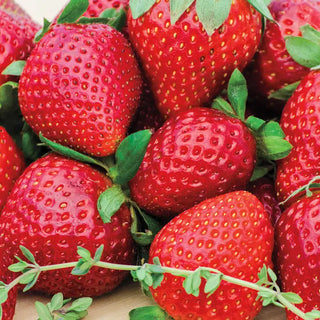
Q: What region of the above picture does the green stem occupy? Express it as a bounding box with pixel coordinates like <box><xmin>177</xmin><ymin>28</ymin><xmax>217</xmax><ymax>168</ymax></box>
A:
<box><xmin>5</xmin><ymin>261</ymin><xmax>313</xmax><ymax>320</ymax></box>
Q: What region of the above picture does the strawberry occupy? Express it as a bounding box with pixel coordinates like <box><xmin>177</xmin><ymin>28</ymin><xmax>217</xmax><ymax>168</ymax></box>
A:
<box><xmin>0</xmin><ymin>266</ymin><xmax>17</xmax><ymax>320</ymax></box>
<box><xmin>127</xmin><ymin>0</ymin><xmax>266</xmax><ymax>118</ymax></box>
<box><xmin>18</xmin><ymin>6</ymin><xmax>143</xmax><ymax>157</ymax></box>
<box><xmin>275</xmin><ymin>69</ymin><xmax>320</xmax><ymax>205</ymax></box>
<box><xmin>0</xmin><ymin>152</ymin><xmax>135</xmax><ymax>298</ymax></box>
<box><xmin>0</xmin><ymin>8</ymin><xmax>39</xmax><ymax>87</ymax></box>
<box><xmin>148</xmin><ymin>191</ymin><xmax>274</xmax><ymax>320</ymax></box>
<box><xmin>129</xmin><ymin>69</ymin><xmax>292</xmax><ymax>219</ymax></box>
<box><xmin>0</xmin><ymin>126</ymin><xmax>25</xmax><ymax>213</ymax></box>
<box><xmin>84</xmin><ymin>0</ymin><xmax>129</xmax><ymax>17</ymax></box>
<box><xmin>248</xmin><ymin>177</ymin><xmax>282</xmax><ymax>226</ymax></box>
<box><xmin>245</xmin><ymin>0</ymin><xmax>320</xmax><ymax>113</ymax></box>
<box><xmin>274</xmin><ymin>192</ymin><xmax>320</xmax><ymax>319</ymax></box>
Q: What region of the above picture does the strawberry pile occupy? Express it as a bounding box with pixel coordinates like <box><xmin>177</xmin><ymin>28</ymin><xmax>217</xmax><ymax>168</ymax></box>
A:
<box><xmin>0</xmin><ymin>0</ymin><xmax>320</xmax><ymax>320</ymax></box>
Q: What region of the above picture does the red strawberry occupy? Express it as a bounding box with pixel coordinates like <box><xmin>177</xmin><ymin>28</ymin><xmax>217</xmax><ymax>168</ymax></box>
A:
<box><xmin>274</xmin><ymin>192</ymin><xmax>320</xmax><ymax>319</ymax></box>
<box><xmin>148</xmin><ymin>191</ymin><xmax>274</xmax><ymax>320</ymax></box>
<box><xmin>127</xmin><ymin>0</ymin><xmax>262</xmax><ymax>118</ymax></box>
<box><xmin>0</xmin><ymin>126</ymin><xmax>25</xmax><ymax>213</ymax></box>
<box><xmin>129</xmin><ymin>107</ymin><xmax>256</xmax><ymax>218</ymax></box>
<box><xmin>248</xmin><ymin>177</ymin><xmax>282</xmax><ymax>226</ymax></box>
<box><xmin>245</xmin><ymin>0</ymin><xmax>320</xmax><ymax>112</ymax></box>
<box><xmin>18</xmin><ymin>21</ymin><xmax>142</xmax><ymax>157</ymax></box>
<box><xmin>275</xmin><ymin>70</ymin><xmax>320</xmax><ymax>205</ymax></box>
<box><xmin>0</xmin><ymin>266</ymin><xmax>17</xmax><ymax>320</ymax></box>
<box><xmin>0</xmin><ymin>152</ymin><xmax>135</xmax><ymax>298</ymax></box>
<box><xmin>84</xmin><ymin>0</ymin><xmax>129</xmax><ymax>17</ymax></box>
<box><xmin>0</xmin><ymin>8</ymin><xmax>39</xmax><ymax>86</ymax></box>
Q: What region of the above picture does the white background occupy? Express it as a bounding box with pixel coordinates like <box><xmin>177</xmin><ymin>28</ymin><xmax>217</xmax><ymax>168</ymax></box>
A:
<box><xmin>15</xmin><ymin>0</ymin><xmax>69</xmax><ymax>23</ymax></box>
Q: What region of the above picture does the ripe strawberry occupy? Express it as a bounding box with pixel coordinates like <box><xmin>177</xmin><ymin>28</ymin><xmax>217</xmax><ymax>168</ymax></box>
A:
<box><xmin>248</xmin><ymin>177</ymin><xmax>282</xmax><ymax>226</ymax></box>
<box><xmin>0</xmin><ymin>126</ymin><xmax>25</xmax><ymax>213</ymax></box>
<box><xmin>0</xmin><ymin>152</ymin><xmax>135</xmax><ymax>298</ymax></box>
<box><xmin>274</xmin><ymin>192</ymin><xmax>320</xmax><ymax>319</ymax></box>
<box><xmin>245</xmin><ymin>0</ymin><xmax>320</xmax><ymax>112</ymax></box>
<box><xmin>127</xmin><ymin>0</ymin><xmax>263</xmax><ymax>117</ymax></box>
<box><xmin>148</xmin><ymin>191</ymin><xmax>274</xmax><ymax>320</ymax></box>
<box><xmin>18</xmin><ymin>18</ymin><xmax>142</xmax><ymax>157</ymax></box>
<box><xmin>129</xmin><ymin>107</ymin><xmax>256</xmax><ymax>218</ymax></box>
<box><xmin>275</xmin><ymin>70</ymin><xmax>320</xmax><ymax>205</ymax></box>
<box><xmin>84</xmin><ymin>0</ymin><xmax>129</xmax><ymax>17</ymax></box>
<box><xmin>0</xmin><ymin>8</ymin><xmax>39</xmax><ymax>86</ymax></box>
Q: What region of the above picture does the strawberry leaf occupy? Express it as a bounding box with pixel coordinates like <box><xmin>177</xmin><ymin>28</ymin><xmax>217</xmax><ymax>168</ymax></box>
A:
<box><xmin>1</xmin><ymin>60</ymin><xmax>26</xmax><ymax>76</ymax></box>
<box><xmin>99</xmin><ymin>8</ymin><xmax>127</xmax><ymax>31</ymax></box>
<box><xmin>247</xmin><ymin>0</ymin><xmax>274</xmax><ymax>21</ymax></box>
<box><xmin>97</xmin><ymin>185</ymin><xmax>126</xmax><ymax>223</ymax></box>
<box><xmin>34</xmin><ymin>18</ymin><xmax>51</xmax><ymax>43</ymax></box>
<box><xmin>285</xmin><ymin>36</ymin><xmax>320</xmax><ymax>69</ymax></box>
<box><xmin>129</xmin><ymin>0</ymin><xmax>157</xmax><ymax>19</ymax></box>
<box><xmin>211</xmin><ymin>97</ymin><xmax>237</xmax><ymax>119</ymax></box>
<box><xmin>227</xmin><ymin>68</ymin><xmax>247</xmax><ymax>121</ymax></box>
<box><xmin>170</xmin><ymin>0</ymin><xmax>195</xmax><ymax>25</ymax></box>
<box><xmin>57</xmin><ymin>0</ymin><xmax>89</xmax><ymax>24</ymax></box>
<box><xmin>129</xmin><ymin>306</ymin><xmax>167</xmax><ymax>320</ymax></box>
<box><xmin>196</xmin><ymin>0</ymin><xmax>232</xmax><ymax>36</ymax></box>
<box><xmin>109</xmin><ymin>130</ymin><xmax>151</xmax><ymax>185</ymax></box>
<box><xmin>268</xmin><ymin>81</ymin><xmax>300</xmax><ymax>101</ymax></box>
<box><xmin>300</xmin><ymin>24</ymin><xmax>320</xmax><ymax>45</ymax></box>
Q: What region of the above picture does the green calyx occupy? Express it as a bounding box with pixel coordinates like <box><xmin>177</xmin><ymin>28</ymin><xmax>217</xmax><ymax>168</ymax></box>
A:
<box><xmin>212</xmin><ymin>69</ymin><xmax>292</xmax><ymax>180</ymax></box>
<box><xmin>39</xmin><ymin>130</ymin><xmax>162</xmax><ymax>247</ymax></box>
<box><xmin>129</xmin><ymin>0</ymin><xmax>273</xmax><ymax>36</ymax></box>
<box><xmin>35</xmin><ymin>0</ymin><xmax>127</xmax><ymax>43</ymax></box>
<box><xmin>285</xmin><ymin>24</ymin><xmax>320</xmax><ymax>70</ymax></box>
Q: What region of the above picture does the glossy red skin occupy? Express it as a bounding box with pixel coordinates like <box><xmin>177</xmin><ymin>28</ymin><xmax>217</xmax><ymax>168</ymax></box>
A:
<box><xmin>0</xmin><ymin>153</ymin><xmax>135</xmax><ymax>298</ymax></box>
<box><xmin>0</xmin><ymin>265</ymin><xmax>17</xmax><ymax>320</ymax></box>
<box><xmin>129</xmin><ymin>107</ymin><xmax>256</xmax><ymax>218</ymax></box>
<box><xmin>274</xmin><ymin>193</ymin><xmax>320</xmax><ymax>319</ymax></box>
<box><xmin>248</xmin><ymin>177</ymin><xmax>282</xmax><ymax>226</ymax></box>
<box><xmin>247</xmin><ymin>0</ymin><xmax>320</xmax><ymax>100</ymax></box>
<box><xmin>18</xmin><ymin>23</ymin><xmax>142</xmax><ymax>157</ymax></box>
<box><xmin>0</xmin><ymin>126</ymin><xmax>25</xmax><ymax>212</ymax></box>
<box><xmin>149</xmin><ymin>191</ymin><xmax>274</xmax><ymax>320</ymax></box>
<box><xmin>0</xmin><ymin>9</ymin><xmax>38</xmax><ymax>86</ymax></box>
<box><xmin>127</xmin><ymin>0</ymin><xmax>262</xmax><ymax>118</ymax></box>
<box><xmin>275</xmin><ymin>70</ymin><xmax>320</xmax><ymax>206</ymax></box>
<box><xmin>84</xmin><ymin>0</ymin><xmax>129</xmax><ymax>17</ymax></box>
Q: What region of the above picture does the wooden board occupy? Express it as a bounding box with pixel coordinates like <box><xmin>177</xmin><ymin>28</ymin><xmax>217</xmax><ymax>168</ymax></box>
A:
<box><xmin>14</xmin><ymin>279</ymin><xmax>286</xmax><ymax>319</ymax></box>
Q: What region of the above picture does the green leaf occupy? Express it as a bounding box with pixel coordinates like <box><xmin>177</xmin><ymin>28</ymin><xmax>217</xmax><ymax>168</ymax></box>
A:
<box><xmin>20</xmin><ymin>246</ymin><xmax>37</xmax><ymax>264</ymax></box>
<box><xmin>23</xmin><ymin>272</ymin><xmax>40</xmax><ymax>292</ymax></box>
<box><xmin>93</xmin><ymin>245</ymin><xmax>104</xmax><ymax>262</ymax></box>
<box><xmin>136</xmin><ymin>267</ymin><xmax>147</xmax><ymax>282</ymax></box>
<box><xmin>129</xmin><ymin>305</ymin><xmax>167</xmax><ymax>320</ymax></box>
<box><xmin>63</xmin><ymin>310</ymin><xmax>89</xmax><ymax>319</ymax></box>
<box><xmin>259</xmin><ymin>121</ymin><xmax>285</xmax><ymax>138</ymax></box>
<box><xmin>196</xmin><ymin>0</ymin><xmax>232</xmax><ymax>36</ymax></box>
<box><xmin>71</xmin><ymin>260</ymin><xmax>93</xmax><ymax>276</ymax></box>
<box><xmin>211</xmin><ymin>97</ymin><xmax>237</xmax><ymax>118</ymax></box>
<box><xmin>204</xmin><ymin>274</ymin><xmax>222</xmax><ymax>296</ymax></box>
<box><xmin>35</xmin><ymin>18</ymin><xmax>51</xmax><ymax>43</ymax></box>
<box><xmin>286</xmin><ymin>36</ymin><xmax>320</xmax><ymax>69</ymax></box>
<box><xmin>77</xmin><ymin>247</ymin><xmax>92</xmax><ymax>260</ymax></box>
<box><xmin>247</xmin><ymin>0</ymin><xmax>274</xmax><ymax>21</ymax></box>
<box><xmin>39</xmin><ymin>133</ymin><xmax>107</xmax><ymax>170</ymax></box>
<box><xmin>67</xmin><ymin>297</ymin><xmax>93</xmax><ymax>313</ymax></box>
<box><xmin>49</xmin><ymin>293</ymin><xmax>64</xmax><ymax>312</ymax></box>
<box><xmin>97</xmin><ymin>185</ymin><xmax>126</xmax><ymax>223</ymax></box>
<box><xmin>1</xmin><ymin>61</ymin><xmax>26</xmax><ymax>76</ymax></box>
<box><xmin>35</xmin><ymin>301</ymin><xmax>53</xmax><ymax>320</ymax></box>
<box><xmin>0</xmin><ymin>289</ymin><xmax>8</xmax><ymax>304</ymax></box>
<box><xmin>227</xmin><ymin>68</ymin><xmax>247</xmax><ymax>121</ymax></box>
<box><xmin>19</xmin><ymin>273</ymin><xmax>37</xmax><ymax>285</ymax></box>
<box><xmin>267</xmin><ymin>268</ymin><xmax>278</xmax><ymax>283</ymax></box>
<box><xmin>305</xmin><ymin>310</ymin><xmax>320</xmax><ymax>318</ymax></box>
<box><xmin>268</xmin><ymin>81</ymin><xmax>300</xmax><ymax>101</ymax></box>
<box><xmin>129</xmin><ymin>0</ymin><xmax>156</xmax><ymax>19</ymax></box>
<box><xmin>183</xmin><ymin>269</ymin><xmax>201</xmax><ymax>297</ymax></box>
<box><xmin>170</xmin><ymin>0</ymin><xmax>195</xmax><ymax>25</ymax></box>
<box><xmin>8</xmin><ymin>261</ymin><xmax>28</xmax><ymax>273</ymax></box>
<box><xmin>57</xmin><ymin>0</ymin><xmax>89</xmax><ymax>24</ymax></box>
<box><xmin>245</xmin><ymin>116</ymin><xmax>266</xmax><ymax>132</ymax></box>
<box><xmin>300</xmin><ymin>24</ymin><xmax>320</xmax><ymax>45</ymax></box>
<box><xmin>261</xmin><ymin>136</ymin><xmax>292</xmax><ymax>161</ymax></box>
<box><xmin>281</xmin><ymin>292</ymin><xmax>303</xmax><ymax>304</ymax></box>
<box><xmin>257</xmin><ymin>265</ymin><xmax>268</xmax><ymax>284</ymax></box>
<box><xmin>250</xmin><ymin>165</ymin><xmax>273</xmax><ymax>181</ymax></box>
<box><xmin>99</xmin><ymin>8</ymin><xmax>127</xmax><ymax>31</ymax></box>
<box><xmin>109</xmin><ymin>130</ymin><xmax>151</xmax><ymax>185</ymax></box>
